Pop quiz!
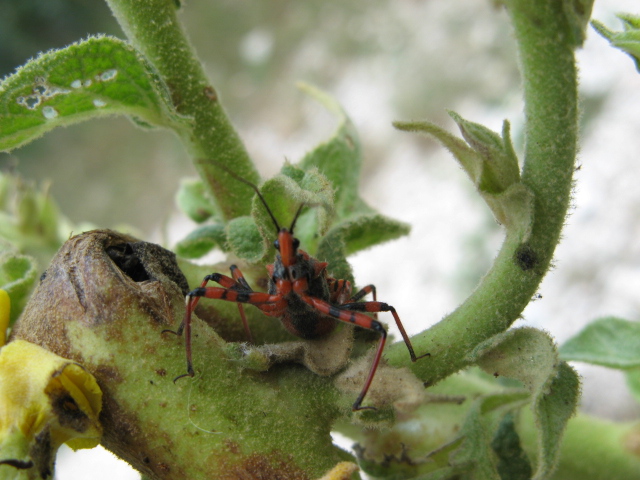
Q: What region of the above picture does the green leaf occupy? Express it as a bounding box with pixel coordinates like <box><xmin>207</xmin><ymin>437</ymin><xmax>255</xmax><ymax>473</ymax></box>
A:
<box><xmin>446</xmin><ymin>394</ymin><xmax>524</xmax><ymax>480</ymax></box>
<box><xmin>394</xmin><ymin>119</ymin><xmax>482</xmax><ymax>184</ymax></box>
<box><xmin>471</xmin><ymin>328</ymin><xmax>580</xmax><ymax>480</ymax></box>
<box><xmin>253</xmin><ymin>170</ymin><xmax>335</xmax><ymax>262</ymax></box>
<box><xmin>226</xmin><ymin>216</ymin><xmax>265</xmax><ymax>263</ymax></box>
<box><xmin>471</xmin><ymin>328</ymin><xmax>558</xmax><ymax>392</ymax></box>
<box><xmin>394</xmin><ymin>117</ymin><xmax>532</xmax><ymax>241</ymax></box>
<box><xmin>174</xmin><ymin>224</ymin><xmax>226</xmax><ymax>259</ymax></box>
<box><xmin>625</xmin><ymin>368</ymin><xmax>640</xmax><ymax>404</ymax></box>
<box><xmin>592</xmin><ymin>15</ymin><xmax>640</xmax><ymax>72</ymax></box>
<box><xmin>313</xmin><ymin>211</ymin><xmax>409</xmax><ymax>286</ymax></box>
<box><xmin>447</xmin><ymin>112</ymin><xmax>520</xmax><ymax>195</ymax></box>
<box><xmin>0</xmin><ymin>35</ymin><xmax>187</xmax><ymax>151</ymax></box>
<box><xmin>175</xmin><ymin>178</ymin><xmax>217</xmax><ymax>223</ymax></box>
<box><xmin>0</xmin><ymin>251</ymin><xmax>38</xmax><ymax>324</ymax></box>
<box><xmin>532</xmin><ymin>362</ymin><xmax>580</xmax><ymax>480</ymax></box>
<box><xmin>0</xmin><ymin>171</ymin><xmax>71</xmax><ymax>268</ymax></box>
<box><xmin>491</xmin><ymin>413</ymin><xmax>533</xmax><ymax>480</ymax></box>
<box><xmin>480</xmin><ymin>183</ymin><xmax>534</xmax><ymax>243</ymax></box>
<box><xmin>297</xmin><ymin>83</ymin><xmax>361</xmax><ymax>216</ymax></box>
<box><xmin>327</xmin><ymin>212</ymin><xmax>410</xmax><ymax>257</ymax></box>
<box><xmin>560</xmin><ymin>317</ymin><xmax>640</xmax><ymax>368</ymax></box>
<box><xmin>315</xmin><ymin>229</ymin><xmax>353</xmax><ymax>286</ymax></box>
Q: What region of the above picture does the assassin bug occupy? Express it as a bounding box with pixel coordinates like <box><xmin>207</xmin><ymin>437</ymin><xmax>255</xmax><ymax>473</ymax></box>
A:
<box><xmin>168</xmin><ymin>166</ymin><xmax>429</xmax><ymax>411</ymax></box>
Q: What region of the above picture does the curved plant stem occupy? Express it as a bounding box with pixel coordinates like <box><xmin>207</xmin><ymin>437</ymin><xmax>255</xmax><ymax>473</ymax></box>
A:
<box><xmin>386</xmin><ymin>0</ymin><xmax>578</xmax><ymax>382</ymax></box>
<box><xmin>105</xmin><ymin>0</ymin><xmax>259</xmax><ymax>221</ymax></box>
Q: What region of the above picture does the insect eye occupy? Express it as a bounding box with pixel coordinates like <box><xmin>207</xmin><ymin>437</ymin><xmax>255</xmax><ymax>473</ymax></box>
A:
<box><xmin>273</xmin><ymin>239</ymin><xmax>280</xmax><ymax>250</ymax></box>
<box><xmin>293</xmin><ymin>238</ymin><xmax>300</xmax><ymax>249</ymax></box>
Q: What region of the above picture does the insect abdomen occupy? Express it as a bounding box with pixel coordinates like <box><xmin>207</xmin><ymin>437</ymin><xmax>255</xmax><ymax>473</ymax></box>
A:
<box><xmin>281</xmin><ymin>294</ymin><xmax>337</xmax><ymax>339</ymax></box>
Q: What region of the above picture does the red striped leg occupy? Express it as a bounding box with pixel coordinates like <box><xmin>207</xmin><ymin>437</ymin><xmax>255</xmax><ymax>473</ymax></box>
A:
<box><xmin>228</xmin><ymin>265</ymin><xmax>255</xmax><ymax>342</ymax></box>
<box><xmin>349</xmin><ymin>284</ymin><xmax>376</xmax><ymax>302</ymax></box>
<box><xmin>297</xmin><ymin>294</ymin><xmax>388</xmax><ymax>411</ymax></box>
<box><xmin>170</xmin><ymin>285</ymin><xmax>286</xmax><ymax>382</ymax></box>
<box><xmin>348</xmin><ymin>284</ymin><xmax>377</xmax><ymax>321</ymax></box>
<box><xmin>185</xmin><ymin>270</ymin><xmax>255</xmax><ymax>342</ymax></box>
<box><xmin>328</xmin><ymin>278</ymin><xmax>352</xmax><ymax>305</ymax></box>
<box><xmin>339</xmin><ymin>300</ymin><xmax>429</xmax><ymax>363</ymax></box>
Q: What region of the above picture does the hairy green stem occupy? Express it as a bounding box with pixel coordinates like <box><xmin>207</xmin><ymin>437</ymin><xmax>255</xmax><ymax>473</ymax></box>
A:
<box><xmin>387</xmin><ymin>0</ymin><xmax>578</xmax><ymax>381</ymax></box>
<box><xmin>105</xmin><ymin>0</ymin><xmax>258</xmax><ymax>220</ymax></box>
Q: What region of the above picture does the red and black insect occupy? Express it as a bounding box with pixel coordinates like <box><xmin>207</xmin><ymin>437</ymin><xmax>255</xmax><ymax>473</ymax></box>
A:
<box><xmin>169</xmin><ymin>168</ymin><xmax>429</xmax><ymax>411</ymax></box>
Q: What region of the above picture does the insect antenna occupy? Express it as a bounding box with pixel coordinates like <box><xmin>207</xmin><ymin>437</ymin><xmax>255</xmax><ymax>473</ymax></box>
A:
<box><xmin>289</xmin><ymin>203</ymin><xmax>306</xmax><ymax>234</ymax></box>
<box><xmin>207</xmin><ymin>161</ymin><xmax>281</xmax><ymax>233</ymax></box>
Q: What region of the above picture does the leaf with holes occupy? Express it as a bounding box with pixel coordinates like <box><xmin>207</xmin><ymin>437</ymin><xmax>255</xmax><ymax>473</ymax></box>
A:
<box><xmin>0</xmin><ymin>35</ymin><xmax>188</xmax><ymax>151</ymax></box>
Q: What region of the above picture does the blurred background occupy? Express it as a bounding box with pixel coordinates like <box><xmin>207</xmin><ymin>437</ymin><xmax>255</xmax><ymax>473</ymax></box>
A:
<box><xmin>1</xmin><ymin>1</ymin><xmax>639</xmax><ymax>478</ymax></box>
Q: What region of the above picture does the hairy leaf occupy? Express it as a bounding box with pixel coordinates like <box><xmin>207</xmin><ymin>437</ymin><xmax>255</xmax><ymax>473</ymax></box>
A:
<box><xmin>560</xmin><ymin>316</ymin><xmax>640</xmax><ymax>368</ymax></box>
<box><xmin>592</xmin><ymin>14</ymin><xmax>640</xmax><ymax>72</ymax></box>
<box><xmin>0</xmin><ymin>252</ymin><xmax>38</xmax><ymax>324</ymax></box>
<box><xmin>297</xmin><ymin>83</ymin><xmax>361</xmax><ymax>217</ymax></box>
<box><xmin>471</xmin><ymin>328</ymin><xmax>580</xmax><ymax>479</ymax></box>
<box><xmin>491</xmin><ymin>413</ymin><xmax>532</xmax><ymax>480</ymax></box>
<box><xmin>176</xmin><ymin>178</ymin><xmax>218</xmax><ymax>223</ymax></box>
<box><xmin>0</xmin><ymin>35</ymin><xmax>187</xmax><ymax>151</ymax></box>
<box><xmin>174</xmin><ymin>224</ymin><xmax>226</xmax><ymax>259</ymax></box>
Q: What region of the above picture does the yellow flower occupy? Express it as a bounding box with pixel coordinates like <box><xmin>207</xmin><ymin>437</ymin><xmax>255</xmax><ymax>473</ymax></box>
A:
<box><xmin>0</xmin><ymin>340</ymin><xmax>102</xmax><ymax>477</ymax></box>
<box><xmin>316</xmin><ymin>462</ymin><xmax>359</xmax><ymax>480</ymax></box>
<box><xmin>0</xmin><ymin>290</ymin><xmax>9</xmax><ymax>347</ymax></box>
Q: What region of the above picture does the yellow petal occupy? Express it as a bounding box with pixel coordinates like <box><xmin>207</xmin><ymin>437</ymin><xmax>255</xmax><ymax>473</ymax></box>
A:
<box><xmin>0</xmin><ymin>290</ymin><xmax>9</xmax><ymax>347</ymax></box>
<box><xmin>0</xmin><ymin>339</ymin><xmax>103</xmax><ymax>475</ymax></box>
<box><xmin>316</xmin><ymin>461</ymin><xmax>359</xmax><ymax>480</ymax></box>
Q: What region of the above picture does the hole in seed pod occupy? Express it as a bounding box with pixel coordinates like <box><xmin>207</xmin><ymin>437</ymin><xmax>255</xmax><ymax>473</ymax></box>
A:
<box><xmin>106</xmin><ymin>243</ymin><xmax>151</xmax><ymax>282</ymax></box>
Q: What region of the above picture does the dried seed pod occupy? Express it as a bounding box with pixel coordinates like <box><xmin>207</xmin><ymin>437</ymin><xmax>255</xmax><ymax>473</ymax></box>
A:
<box><xmin>10</xmin><ymin>230</ymin><xmax>193</xmax><ymax>478</ymax></box>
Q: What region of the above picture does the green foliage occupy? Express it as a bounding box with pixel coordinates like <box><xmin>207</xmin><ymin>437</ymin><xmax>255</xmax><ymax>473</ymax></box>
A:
<box><xmin>394</xmin><ymin>115</ymin><xmax>534</xmax><ymax>243</ymax></box>
<box><xmin>175</xmin><ymin>84</ymin><xmax>410</xmax><ymax>275</ymax></box>
<box><xmin>491</xmin><ymin>414</ymin><xmax>532</xmax><ymax>480</ymax></box>
<box><xmin>0</xmin><ymin>0</ymin><xmax>639</xmax><ymax>479</ymax></box>
<box><xmin>175</xmin><ymin>178</ymin><xmax>218</xmax><ymax>224</ymax></box>
<box><xmin>560</xmin><ymin>317</ymin><xmax>640</xmax><ymax>369</ymax></box>
<box><xmin>473</xmin><ymin>329</ymin><xmax>580</xmax><ymax>480</ymax></box>
<box><xmin>561</xmin><ymin>0</ymin><xmax>595</xmax><ymax>47</ymax></box>
<box><xmin>561</xmin><ymin>317</ymin><xmax>640</xmax><ymax>407</ymax></box>
<box><xmin>0</xmin><ymin>36</ymin><xmax>188</xmax><ymax>151</ymax></box>
<box><xmin>592</xmin><ymin>14</ymin><xmax>640</xmax><ymax>72</ymax></box>
<box><xmin>0</xmin><ymin>251</ymin><xmax>37</xmax><ymax>325</ymax></box>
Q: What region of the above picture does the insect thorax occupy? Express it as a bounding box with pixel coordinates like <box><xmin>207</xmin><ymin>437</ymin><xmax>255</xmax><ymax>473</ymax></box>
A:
<box><xmin>268</xmin><ymin>253</ymin><xmax>337</xmax><ymax>339</ymax></box>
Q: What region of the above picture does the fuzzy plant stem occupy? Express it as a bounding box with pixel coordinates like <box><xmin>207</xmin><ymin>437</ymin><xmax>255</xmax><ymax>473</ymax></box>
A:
<box><xmin>386</xmin><ymin>0</ymin><xmax>578</xmax><ymax>381</ymax></box>
<box><xmin>105</xmin><ymin>0</ymin><xmax>258</xmax><ymax>220</ymax></box>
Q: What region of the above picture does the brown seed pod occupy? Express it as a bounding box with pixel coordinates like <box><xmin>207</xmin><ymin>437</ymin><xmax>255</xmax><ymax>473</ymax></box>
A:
<box><xmin>11</xmin><ymin>229</ymin><xmax>191</xmax><ymax>478</ymax></box>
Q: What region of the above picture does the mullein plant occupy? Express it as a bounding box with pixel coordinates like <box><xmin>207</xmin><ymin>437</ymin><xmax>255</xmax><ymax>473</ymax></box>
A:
<box><xmin>1</xmin><ymin>1</ymin><xmax>640</xmax><ymax>479</ymax></box>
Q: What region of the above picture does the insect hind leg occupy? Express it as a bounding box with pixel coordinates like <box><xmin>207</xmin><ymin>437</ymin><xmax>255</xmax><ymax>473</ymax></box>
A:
<box><xmin>340</xmin><ymin>300</ymin><xmax>430</xmax><ymax>363</ymax></box>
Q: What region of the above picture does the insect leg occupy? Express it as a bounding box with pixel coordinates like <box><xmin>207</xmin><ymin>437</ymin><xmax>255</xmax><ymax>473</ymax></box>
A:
<box><xmin>228</xmin><ymin>265</ymin><xmax>255</xmax><ymax>342</ymax></box>
<box><xmin>187</xmin><ymin>267</ymin><xmax>256</xmax><ymax>341</ymax></box>
<box><xmin>328</xmin><ymin>278</ymin><xmax>352</xmax><ymax>305</ymax></box>
<box><xmin>169</xmin><ymin>287</ymin><xmax>286</xmax><ymax>382</ymax></box>
<box><xmin>297</xmin><ymin>294</ymin><xmax>389</xmax><ymax>411</ymax></box>
<box><xmin>349</xmin><ymin>284</ymin><xmax>376</xmax><ymax>302</ymax></box>
<box><xmin>340</xmin><ymin>300</ymin><xmax>430</xmax><ymax>363</ymax></box>
<box><xmin>348</xmin><ymin>284</ymin><xmax>378</xmax><ymax>320</ymax></box>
